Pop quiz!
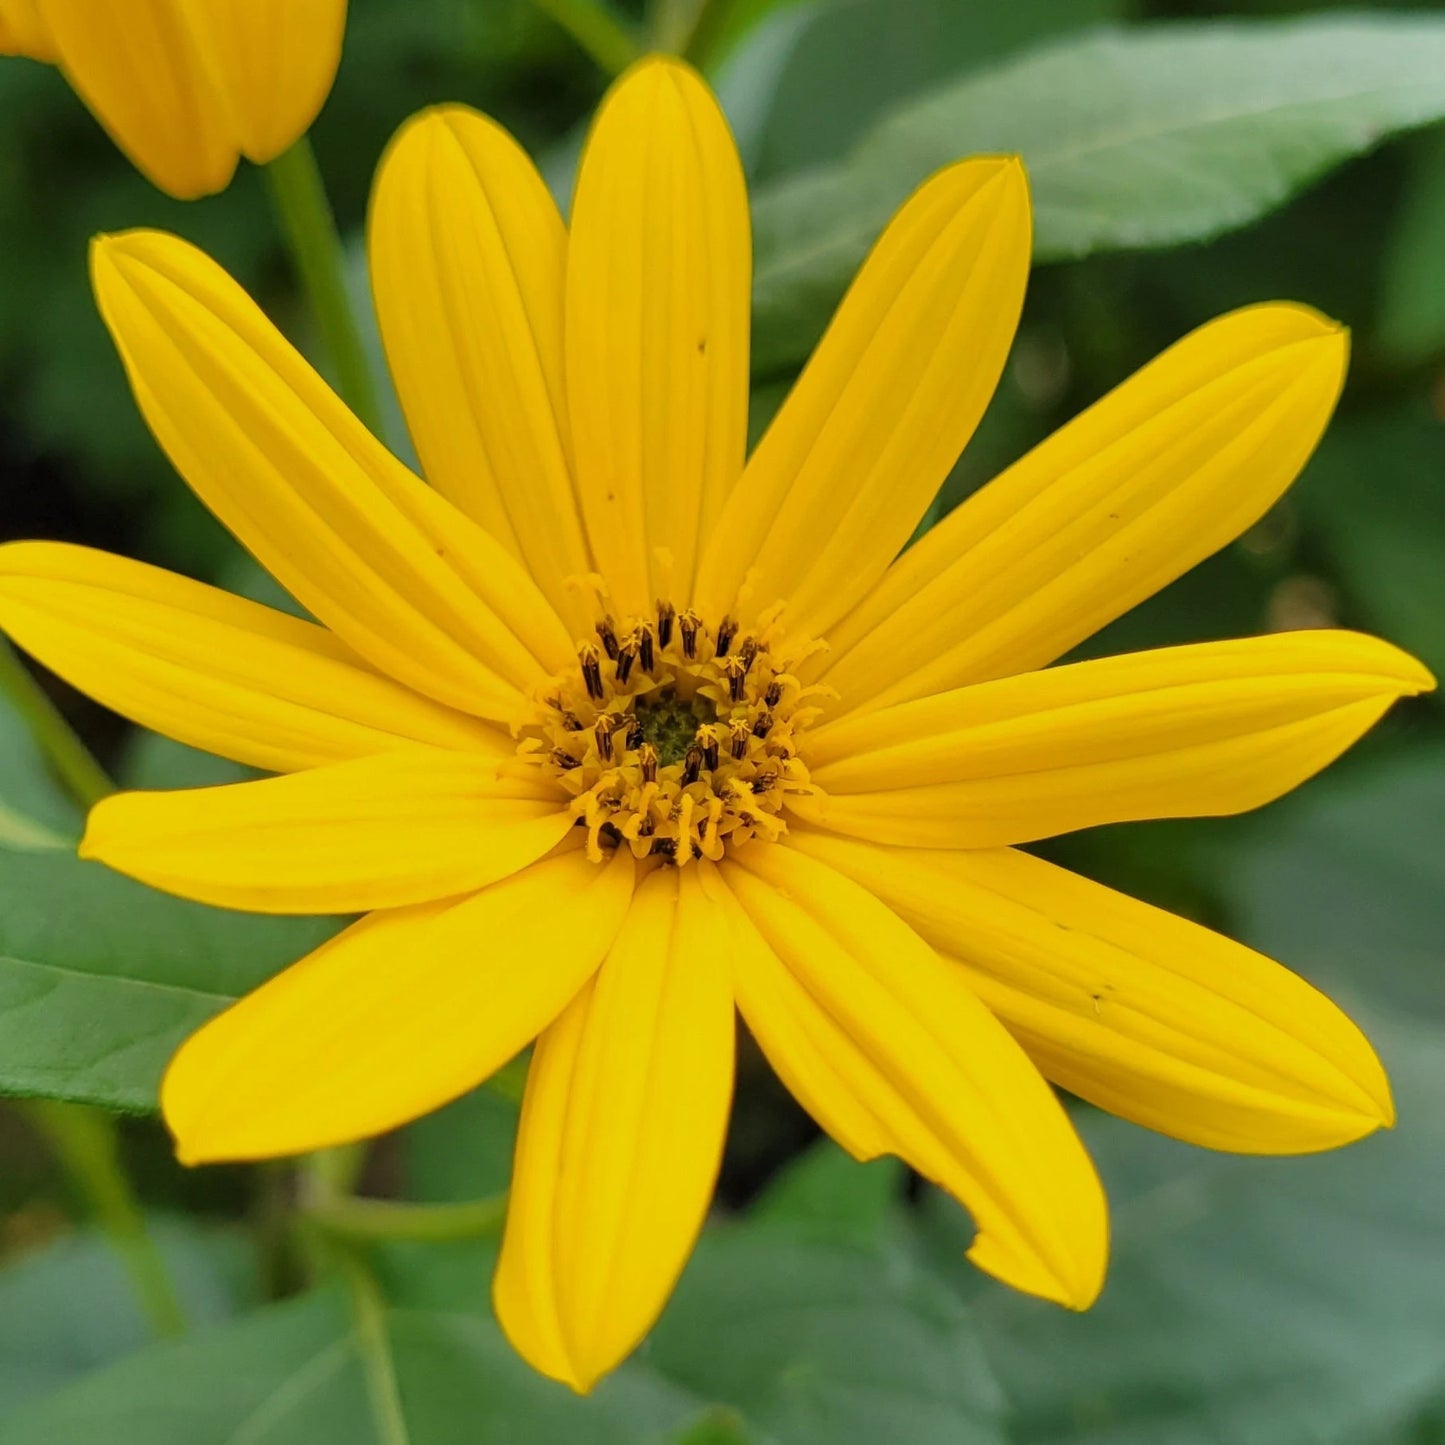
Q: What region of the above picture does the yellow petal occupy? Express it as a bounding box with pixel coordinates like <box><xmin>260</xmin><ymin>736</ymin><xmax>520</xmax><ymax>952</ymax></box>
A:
<box><xmin>34</xmin><ymin>0</ymin><xmax>236</xmax><ymax>199</ymax></box>
<box><xmin>694</xmin><ymin>156</ymin><xmax>1029</xmax><ymax>640</ymax></box>
<box><xmin>494</xmin><ymin>864</ymin><xmax>734</xmax><ymax>1392</ymax></box>
<box><xmin>790</xmin><ymin>830</ymin><xmax>1393</xmax><ymax>1153</ymax></box>
<box><xmin>163</xmin><ymin>844</ymin><xmax>635</xmax><ymax>1162</ymax></box>
<box><xmin>722</xmin><ymin>842</ymin><xmax>1106</xmax><ymax>1310</ymax></box>
<box><xmin>81</xmin><ymin>748</ymin><xmax>568</xmax><ymax>915</ymax></box>
<box><xmin>175</xmin><ymin>0</ymin><xmax>346</xmax><ymax>164</ymax></box>
<box><xmin>0</xmin><ymin>0</ymin><xmax>56</xmax><ymax>60</ymax></box>
<box><xmin>91</xmin><ymin>230</ymin><xmax>573</xmax><ymax>720</ymax></box>
<box><xmin>793</xmin><ymin>631</ymin><xmax>1432</xmax><ymax>848</ymax></box>
<box><xmin>0</xmin><ymin>541</ymin><xmax>505</xmax><ymax>773</ymax></box>
<box><xmin>819</xmin><ymin>304</ymin><xmax>1348</xmax><ymax>713</ymax></box>
<box><xmin>567</xmin><ymin>57</ymin><xmax>750</xmax><ymax>617</ymax></box>
<box><xmin>369</xmin><ymin>105</ymin><xmax>593</xmax><ymax>634</ymax></box>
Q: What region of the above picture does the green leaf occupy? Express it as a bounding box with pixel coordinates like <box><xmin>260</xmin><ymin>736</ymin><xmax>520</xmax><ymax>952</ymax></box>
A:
<box><xmin>750</xmin><ymin>0</ymin><xmax>1122</xmax><ymax>177</ymax></box>
<box><xmin>0</xmin><ymin>696</ymin><xmax>80</xmax><ymax>846</ymax></box>
<box><xmin>1220</xmin><ymin>748</ymin><xmax>1445</xmax><ymax>1027</ymax></box>
<box><xmin>1377</xmin><ymin>130</ymin><xmax>1445</xmax><ymax>368</ymax></box>
<box><xmin>649</xmin><ymin>1227</ymin><xmax>1006</xmax><ymax>1445</ymax></box>
<box><xmin>749</xmin><ymin>1139</ymin><xmax>902</xmax><ymax>1241</ymax></box>
<box><xmin>0</xmin><ymin>1219</ymin><xmax>253</xmax><ymax>1423</ymax></box>
<box><xmin>751</xmin><ymin>15</ymin><xmax>1445</xmax><ymax>374</ymax></box>
<box><xmin>0</xmin><ymin>845</ymin><xmax>339</xmax><ymax>1113</ymax></box>
<box><xmin>1299</xmin><ymin>404</ymin><xmax>1445</xmax><ymax>684</ymax></box>
<box><xmin>0</xmin><ymin>1283</ymin><xmax>703</xmax><ymax>1445</ymax></box>
<box><xmin>0</xmin><ymin>1289</ymin><xmax>370</xmax><ymax>1445</ymax></box>
<box><xmin>927</xmin><ymin>1012</ymin><xmax>1445</xmax><ymax>1445</ymax></box>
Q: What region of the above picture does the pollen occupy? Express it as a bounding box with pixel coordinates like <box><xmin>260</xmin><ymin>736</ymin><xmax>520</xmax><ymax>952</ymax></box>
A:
<box><xmin>513</xmin><ymin>603</ymin><xmax>825</xmax><ymax>864</ymax></box>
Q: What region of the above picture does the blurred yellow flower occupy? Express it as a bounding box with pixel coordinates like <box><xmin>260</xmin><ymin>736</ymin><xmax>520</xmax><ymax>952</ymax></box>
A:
<box><xmin>0</xmin><ymin>56</ymin><xmax>1431</xmax><ymax>1391</ymax></box>
<box><xmin>0</xmin><ymin>0</ymin><xmax>347</xmax><ymax>198</ymax></box>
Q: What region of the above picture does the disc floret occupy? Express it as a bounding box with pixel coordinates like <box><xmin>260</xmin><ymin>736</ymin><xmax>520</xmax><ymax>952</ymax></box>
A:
<box><xmin>515</xmin><ymin>604</ymin><xmax>823</xmax><ymax>863</ymax></box>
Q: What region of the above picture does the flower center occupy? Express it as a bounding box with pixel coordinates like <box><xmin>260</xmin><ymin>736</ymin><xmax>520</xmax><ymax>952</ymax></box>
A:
<box><xmin>513</xmin><ymin>603</ymin><xmax>825</xmax><ymax>864</ymax></box>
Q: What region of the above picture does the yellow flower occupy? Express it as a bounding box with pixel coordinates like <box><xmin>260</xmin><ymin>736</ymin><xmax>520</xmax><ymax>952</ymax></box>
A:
<box><xmin>0</xmin><ymin>0</ymin><xmax>347</xmax><ymax>199</ymax></box>
<box><xmin>0</xmin><ymin>57</ymin><xmax>1431</xmax><ymax>1390</ymax></box>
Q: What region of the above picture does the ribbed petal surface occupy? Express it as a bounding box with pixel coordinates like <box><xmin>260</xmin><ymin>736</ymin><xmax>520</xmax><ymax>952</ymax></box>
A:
<box><xmin>162</xmin><ymin>846</ymin><xmax>635</xmax><ymax>1162</ymax></box>
<box><xmin>694</xmin><ymin>156</ymin><xmax>1029</xmax><ymax>639</ymax></box>
<box><xmin>791</xmin><ymin>830</ymin><xmax>1394</xmax><ymax>1154</ymax></box>
<box><xmin>370</xmin><ymin>105</ymin><xmax>592</xmax><ymax>633</ymax></box>
<box><xmin>819</xmin><ymin>304</ymin><xmax>1349</xmax><ymax>713</ymax></box>
<box><xmin>494</xmin><ymin>865</ymin><xmax>734</xmax><ymax>1392</ymax></box>
<box><xmin>34</xmin><ymin>0</ymin><xmax>235</xmax><ymax>198</ymax></box>
<box><xmin>567</xmin><ymin>57</ymin><xmax>750</xmax><ymax>616</ymax></box>
<box><xmin>723</xmin><ymin>843</ymin><xmax>1106</xmax><ymax>1310</ymax></box>
<box><xmin>793</xmin><ymin>631</ymin><xmax>1432</xmax><ymax>848</ymax></box>
<box><xmin>91</xmin><ymin>230</ymin><xmax>573</xmax><ymax>719</ymax></box>
<box><xmin>80</xmin><ymin>749</ymin><xmax>569</xmax><ymax>915</ymax></box>
<box><xmin>0</xmin><ymin>542</ymin><xmax>504</xmax><ymax>773</ymax></box>
<box><xmin>176</xmin><ymin>0</ymin><xmax>345</xmax><ymax>163</ymax></box>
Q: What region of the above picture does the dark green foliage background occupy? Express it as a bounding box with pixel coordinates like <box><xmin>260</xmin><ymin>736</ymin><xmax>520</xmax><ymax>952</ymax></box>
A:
<box><xmin>1</xmin><ymin>0</ymin><xmax>1444</xmax><ymax>1439</ymax></box>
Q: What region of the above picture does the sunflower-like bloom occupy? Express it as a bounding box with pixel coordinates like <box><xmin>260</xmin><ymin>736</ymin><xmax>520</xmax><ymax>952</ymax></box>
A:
<box><xmin>0</xmin><ymin>57</ymin><xmax>1430</xmax><ymax>1390</ymax></box>
<box><xmin>0</xmin><ymin>0</ymin><xmax>347</xmax><ymax>198</ymax></box>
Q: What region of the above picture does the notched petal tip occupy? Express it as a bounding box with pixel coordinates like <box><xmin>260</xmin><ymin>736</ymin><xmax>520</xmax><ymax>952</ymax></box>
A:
<box><xmin>88</xmin><ymin>227</ymin><xmax>177</xmax><ymax>298</ymax></box>
<box><xmin>968</xmin><ymin>1223</ymin><xmax>1108</xmax><ymax>1313</ymax></box>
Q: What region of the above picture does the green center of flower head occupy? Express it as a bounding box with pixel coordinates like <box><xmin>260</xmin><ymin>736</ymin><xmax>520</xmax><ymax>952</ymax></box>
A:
<box><xmin>634</xmin><ymin>693</ymin><xmax>708</xmax><ymax>768</ymax></box>
<box><xmin>513</xmin><ymin>603</ymin><xmax>828</xmax><ymax>865</ymax></box>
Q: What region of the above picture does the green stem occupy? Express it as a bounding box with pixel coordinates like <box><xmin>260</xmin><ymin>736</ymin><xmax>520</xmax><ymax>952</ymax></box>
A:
<box><xmin>339</xmin><ymin>1249</ymin><xmax>410</xmax><ymax>1445</ymax></box>
<box><xmin>679</xmin><ymin>0</ymin><xmax>741</xmax><ymax>69</ymax></box>
<box><xmin>0</xmin><ymin>639</ymin><xmax>113</xmax><ymax>810</ymax></box>
<box><xmin>306</xmin><ymin>1193</ymin><xmax>508</xmax><ymax>1246</ymax></box>
<box><xmin>263</xmin><ymin>137</ymin><xmax>384</xmax><ymax>439</ymax></box>
<box><xmin>527</xmin><ymin>0</ymin><xmax>641</xmax><ymax>76</ymax></box>
<box><xmin>26</xmin><ymin>1101</ymin><xmax>187</xmax><ymax>1339</ymax></box>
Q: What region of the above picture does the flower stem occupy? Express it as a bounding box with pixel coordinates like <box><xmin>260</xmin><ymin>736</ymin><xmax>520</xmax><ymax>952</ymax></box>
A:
<box><xmin>678</xmin><ymin>0</ymin><xmax>742</xmax><ymax>69</ymax></box>
<box><xmin>338</xmin><ymin>1247</ymin><xmax>409</xmax><ymax>1445</ymax></box>
<box><xmin>0</xmin><ymin>638</ymin><xmax>112</xmax><ymax>810</ymax></box>
<box><xmin>263</xmin><ymin>137</ymin><xmax>385</xmax><ymax>440</ymax></box>
<box><xmin>526</xmin><ymin>0</ymin><xmax>641</xmax><ymax>76</ymax></box>
<box><xmin>306</xmin><ymin>1193</ymin><xmax>509</xmax><ymax>1245</ymax></box>
<box><xmin>26</xmin><ymin>1101</ymin><xmax>188</xmax><ymax>1338</ymax></box>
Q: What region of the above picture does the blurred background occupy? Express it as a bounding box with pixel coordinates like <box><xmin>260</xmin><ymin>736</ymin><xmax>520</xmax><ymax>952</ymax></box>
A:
<box><xmin>0</xmin><ymin>0</ymin><xmax>1443</xmax><ymax>1440</ymax></box>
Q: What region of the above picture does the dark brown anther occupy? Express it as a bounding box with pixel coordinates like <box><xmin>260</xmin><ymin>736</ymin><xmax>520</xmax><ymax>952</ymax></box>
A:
<box><xmin>639</xmin><ymin>743</ymin><xmax>658</xmax><ymax>784</ymax></box>
<box><xmin>579</xmin><ymin>645</ymin><xmax>604</xmax><ymax>701</ymax></box>
<box><xmin>738</xmin><ymin>637</ymin><xmax>760</xmax><ymax>671</ymax></box>
<box><xmin>595</xmin><ymin>615</ymin><xmax>620</xmax><ymax>661</ymax></box>
<box><xmin>752</xmin><ymin>713</ymin><xmax>772</xmax><ymax>739</ymax></box>
<box><xmin>715</xmin><ymin>616</ymin><xmax>738</xmax><ymax>658</ymax></box>
<box><xmin>681</xmin><ymin>745</ymin><xmax>704</xmax><ymax>785</ymax></box>
<box><xmin>637</xmin><ymin>814</ymin><xmax>655</xmax><ymax>837</ymax></box>
<box><xmin>652</xmin><ymin>836</ymin><xmax>679</xmax><ymax>861</ymax></box>
<box><xmin>656</xmin><ymin>601</ymin><xmax>675</xmax><ymax>649</ymax></box>
<box><xmin>614</xmin><ymin>642</ymin><xmax>636</xmax><ymax>686</ymax></box>
<box><xmin>624</xmin><ymin>715</ymin><xmax>644</xmax><ymax>750</ymax></box>
<box><xmin>764</xmin><ymin>679</ymin><xmax>782</xmax><ymax>708</ymax></box>
<box><xmin>751</xmin><ymin>769</ymin><xmax>778</xmax><ymax>794</ymax></box>
<box><xmin>594</xmin><ymin>713</ymin><xmax>616</xmax><ymax>762</ymax></box>
<box><xmin>679</xmin><ymin>609</ymin><xmax>701</xmax><ymax>660</ymax></box>
<box><xmin>550</xmin><ymin>748</ymin><xmax>581</xmax><ymax>770</ymax></box>
<box><xmin>698</xmin><ymin>728</ymin><xmax>720</xmax><ymax>771</ymax></box>
<box><xmin>724</xmin><ymin>657</ymin><xmax>747</xmax><ymax>703</ymax></box>
<box><xmin>637</xmin><ymin>624</ymin><xmax>655</xmax><ymax>674</ymax></box>
<box><xmin>729</xmin><ymin>721</ymin><xmax>750</xmax><ymax>759</ymax></box>
<box><xmin>560</xmin><ymin>709</ymin><xmax>584</xmax><ymax>731</ymax></box>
